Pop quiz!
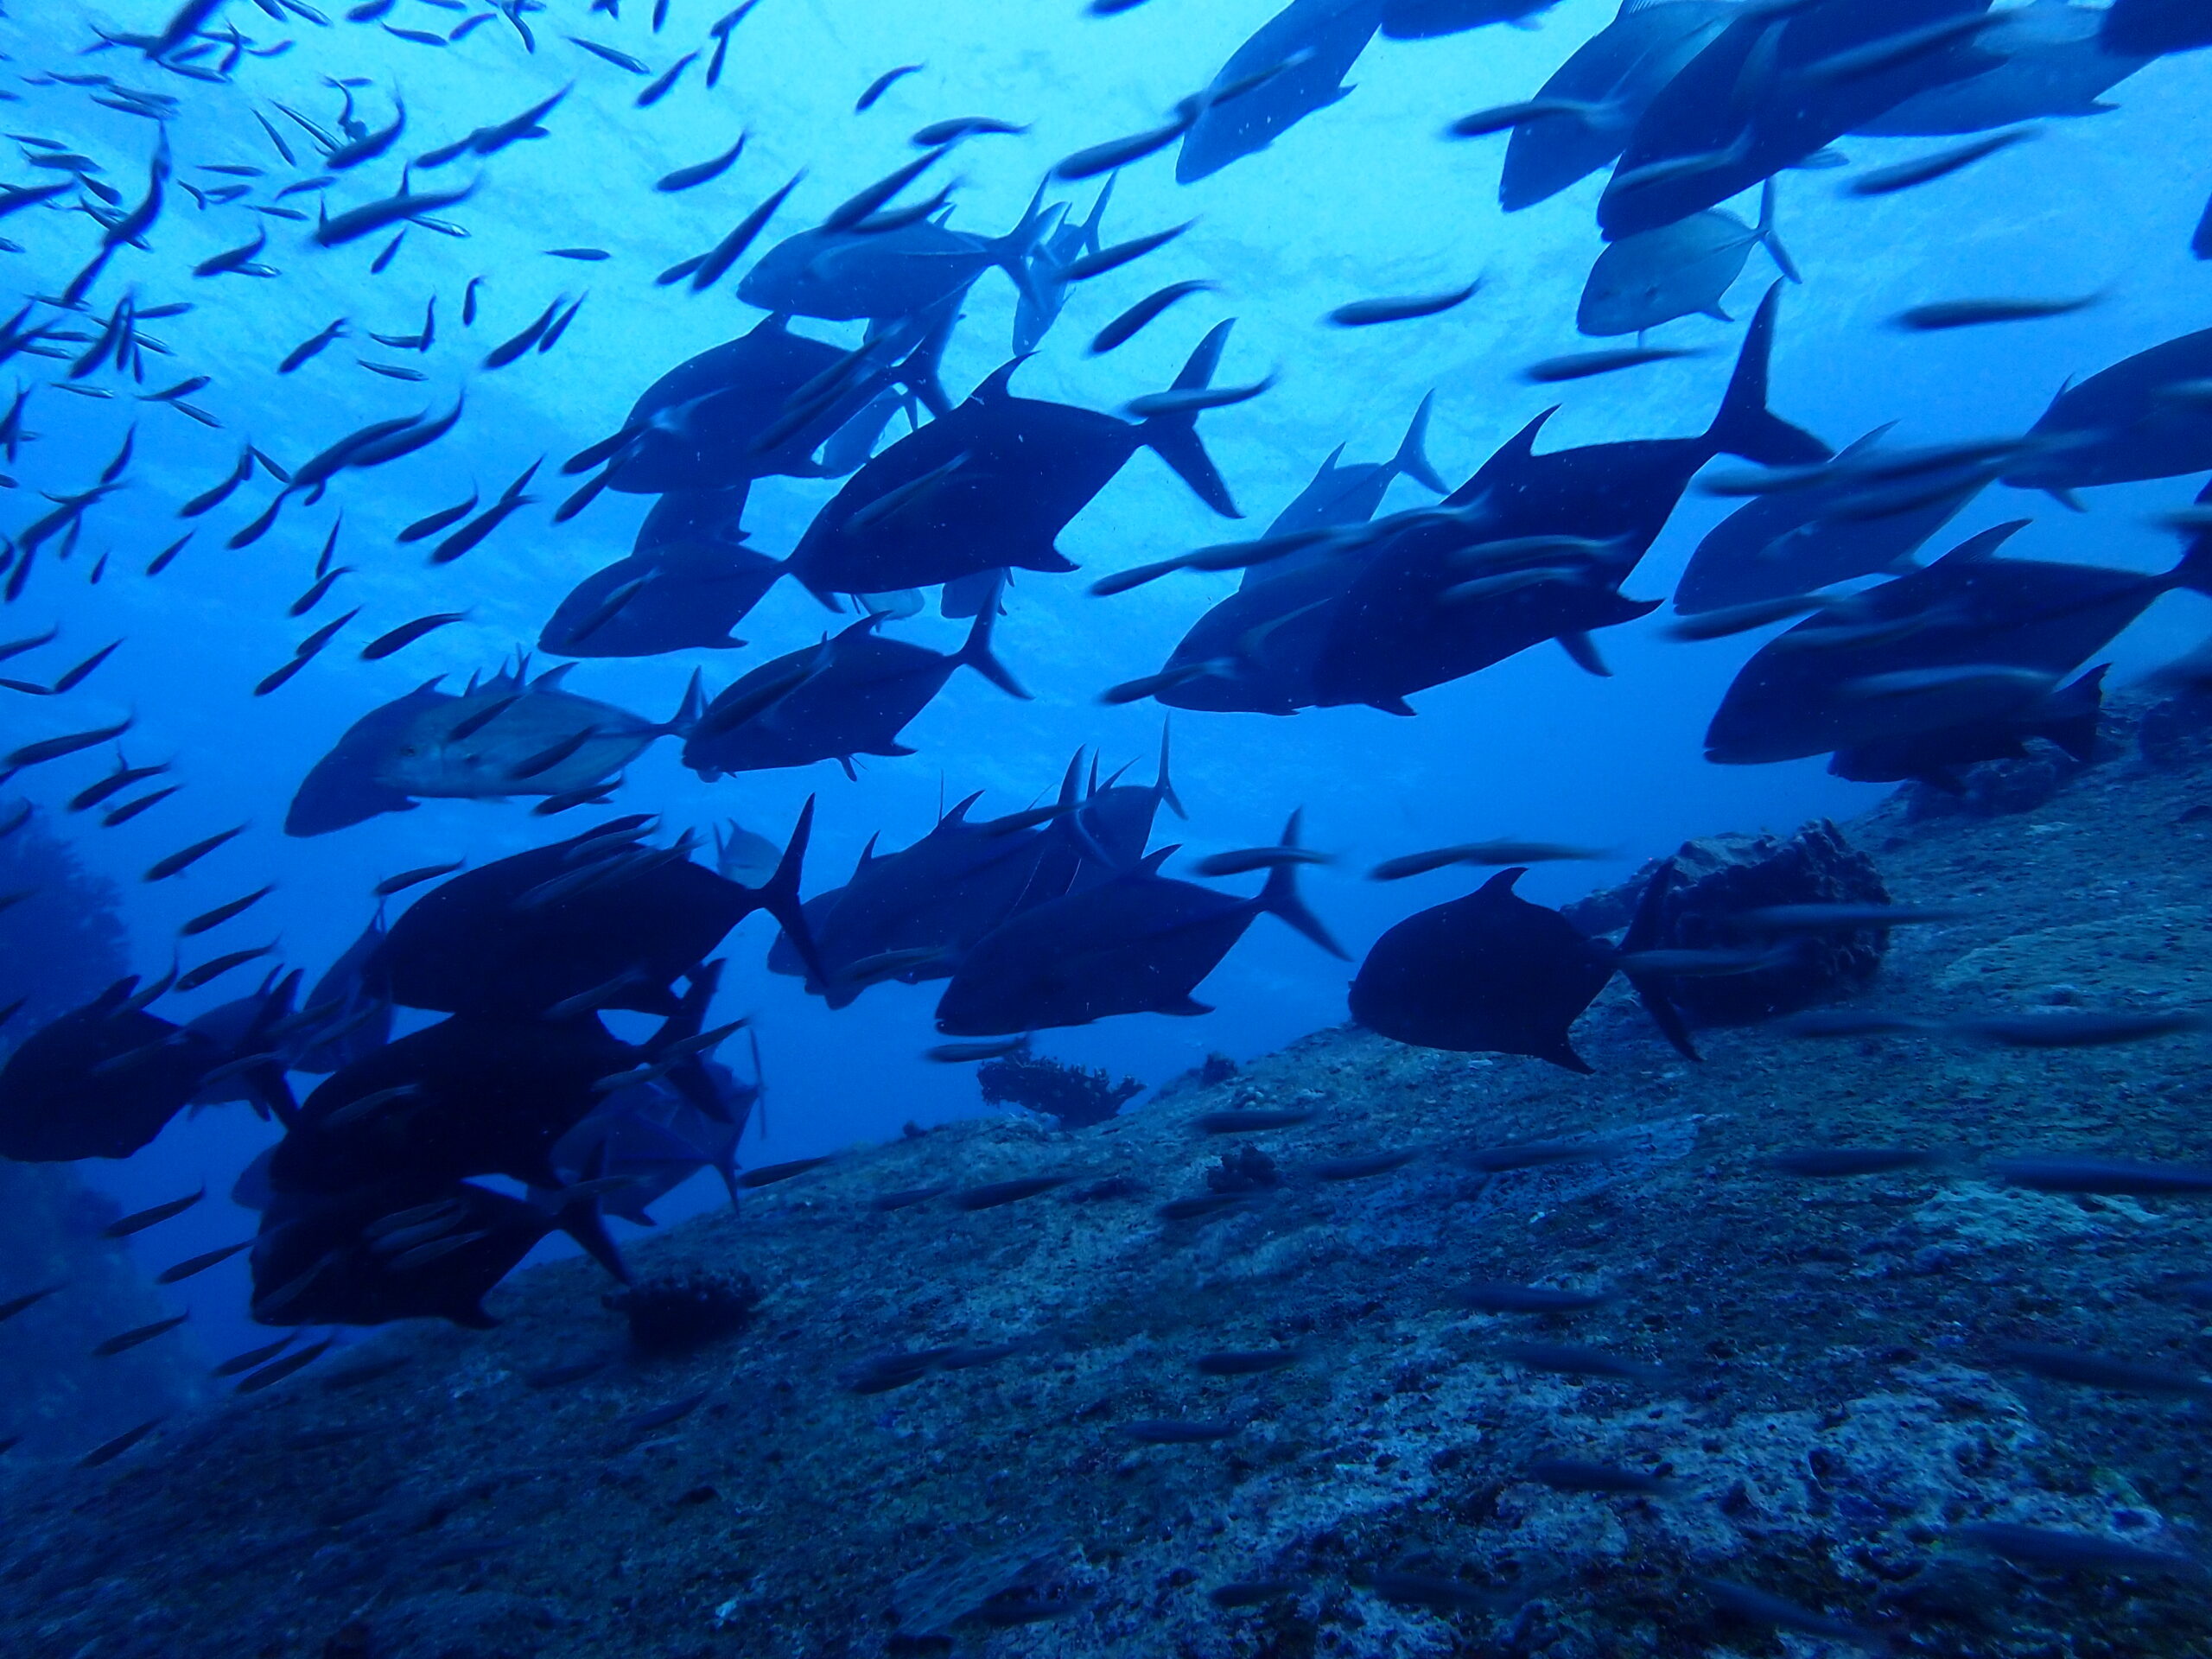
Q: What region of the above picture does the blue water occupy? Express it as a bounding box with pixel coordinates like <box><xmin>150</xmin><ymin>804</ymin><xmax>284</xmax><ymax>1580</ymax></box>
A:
<box><xmin>0</xmin><ymin>0</ymin><xmax>2208</xmax><ymax>1364</ymax></box>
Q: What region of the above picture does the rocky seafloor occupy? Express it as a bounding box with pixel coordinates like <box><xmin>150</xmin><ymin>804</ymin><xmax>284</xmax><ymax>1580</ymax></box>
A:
<box><xmin>6</xmin><ymin>702</ymin><xmax>2212</xmax><ymax>1659</ymax></box>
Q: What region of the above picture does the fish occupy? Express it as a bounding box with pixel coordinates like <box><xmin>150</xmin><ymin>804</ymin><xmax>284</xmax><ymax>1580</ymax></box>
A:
<box><xmin>154</xmin><ymin>1240</ymin><xmax>251</xmax><ymax>1283</ymax></box>
<box><xmin>657</xmin><ymin>135</ymin><xmax>745</xmax><ymax>192</ymax></box>
<box><xmin>1698</xmin><ymin>1580</ymin><xmax>1886</xmax><ymax>1650</ymax></box>
<box><xmin>1369</xmin><ymin>840</ymin><xmax>1610</xmax><ymax>880</ymax></box>
<box><xmin>1063</xmin><ymin>220</ymin><xmax>1192</xmax><ymax>283</ymax></box>
<box><xmin>8</xmin><ymin>718</ymin><xmax>134</xmax><ymax>770</ymax></box>
<box><xmin>1892</xmin><ymin>294</ymin><xmax>2101</xmax><ymax>330</ymax></box>
<box><xmin>1193</xmin><ymin>1348</ymin><xmax>1300</xmax><ymax>1376</ymax></box>
<box><xmin>1090</xmin><ymin>281</ymin><xmax>1217</xmax><ymax>355</ymax></box>
<box><xmin>1158</xmin><ymin>1192</ymin><xmax>1266</xmax><ymax>1221</ymax></box>
<box><xmin>105</xmin><ymin>787</ymin><xmax>183</xmax><ymax>827</ymax></box>
<box><xmin>1764</xmin><ymin>1147</ymin><xmax>1950</xmax><ymax>1178</ymax></box>
<box><xmin>359</xmin><ymin>612</ymin><xmax>467</xmax><ymax>660</ymax></box>
<box><xmin>1452</xmin><ymin>1281</ymin><xmax>1612</xmax><ymax>1314</ymax></box>
<box><xmin>92</xmin><ymin>1312</ymin><xmax>189</xmax><ymax>1357</ymax></box>
<box><xmin>1122</xmin><ymin>1419</ymin><xmax>1238</xmax><ymax>1444</ymax></box>
<box><xmin>144</xmin><ymin>825</ymin><xmax>245</xmax><ymax>881</ymax></box>
<box><xmin>948</xmin><ymin>1175</ymin><xmax>1074</xmax><ymax>1211</ymax></box>
<box><xmin>0</xmin><ymin>1284</ymin><xmax>61</xmax><ymax>1322</ymax></box>
<box><xmin>102</xmin><ymin>1185</ymin><xmax>205</xmax><ymax>1237</ymax></box>
<box><xmin>77</xmin><ymin>1417</ymin><xmax>162</xmax><ymax>1468</ymax></box>
<box><xmin>1352</xmin><ymin>1571</ymin><xmax>1507</xmax><ymax>1612</ymax></box>
<box><xmin>857</xmin><ymin>64</ymin><xmax>924</xmax><ymax>111</ymax></box>
<box><xmin>1178</xmin><ymin>0</ymin><xmax>1385</xmax><ymax>184</ymax></box>
<box><xmin>1209</xmin><ymin>1580</ymin><xmax>1302</xmax><ymax>1608</ymax></box>
<box><xmin>1526</xmin><ymin>1458</ymin><xmax>1675</xmax><ymax>1496</ymax></box>
<box><xmin>1497</xmin><ymin>1341</ymin><xmax>1666</xmax><ymax>1384</ymax></box>
<box><xmin>1951</xmin><ymin>1009</ymin><xmax>2205</xmax><ymax>1047</ymax></box>
<box><xmin>1523</xmin><ymin>346</ymin><xmax>1707</xmax><ymax>384</ymax></box>
<box><xmin>1327</xmin><ymin>282</ymin><xmax>1479</xmax><ymax>327</ymax></box>
<box><xmin>1988</xmin><ymin>1155</ymin><xmax>2212</xmax><ymax>1196</ymax></box>
<box><xmin>211</xmin><ymin>1335</ymin><xmax>297</xmax><ymax>1377</ymax></box>
<box><xmin>234</xmin><ymin>1336</ymin><xmax>338</xmax><ymax>1393</ymax></box>
<box><xmin>176</xmin><ymin>944</ymin><xmax>278</xmax><ymax>993</ymax></box>
<box><xmin>1995</xmin><ymin>1342</ymin><xmax>2212</xmax><ymax>1396</ymax></box>
<box><xmin>1309</xmin><ymin>1150</ymin><xmax>1417</xmax><ymax>1181</ymax></box>
<box><xmin>734</xmin><ymin>1156</ymin><xmax>832</xmax><ymax>1189</ymax></box>
<box><xmin>1847</xmin><ymin>127</ymin><xmax>2037</xmax><ymax>195</ymax></box>
<box><xmin>1953</xmin><ymin>1522</ymin><xmax>2201</xmax><ymax>1576</ymax></box>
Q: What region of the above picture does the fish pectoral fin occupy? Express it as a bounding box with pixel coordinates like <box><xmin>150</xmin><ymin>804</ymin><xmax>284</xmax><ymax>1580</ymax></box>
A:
<box><xmin>1557</xmin><ymin>632</ymin><xmax>1610</xmax><ymax>677</ymax></box>
<box><xmin>1370</xmin><ymin>695</ymin><xmax>1415</xmax><ymax>716</ymax></box>
<box><xmin>1161</xmin><ymin>995</ymin><xmax>1213</xmax><ymax>1017</ymax></box>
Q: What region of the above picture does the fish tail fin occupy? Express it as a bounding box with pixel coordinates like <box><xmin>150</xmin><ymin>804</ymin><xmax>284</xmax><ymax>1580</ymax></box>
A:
<box><xmin>759</xmin><ymin>796</ymin><xmax>828</xmax><ymax>988</ymax></box>
<box><xmin>957</xmin><ymin>586</ymin><xmax>1029</xmax><ymax>699</ymax></box>
<box><xmin>1154</xmin><ymin>716</ymin><xmax>1185</xmax><ymax>819</ymax></box>
<box><xmin>990</xmin><ymin>188</ymin><xmax>1054</xmax><ymax>316</ymax></box>
<box><xmin>552</xmin><ymin>1184</ymin><xmax>631</xmax><ymax>1283</ymax></box>
<box><xmin>2172</xmin><ymin>529</ymin><xmax>2212</xmax><ymax>596</ymax></box>
<box><xmin>1139</xmin><ymin>320</ymin><xmax>1242</xmax><ymax>518</ymax></box>
<box><xmin>1258</xmin><ymin>809</ymin><xmax>1344</xmax><ymax>959</ymax></box>
<box><xmin>1754</xmin><ymin>176</ymin><xmax>1800</xmax><ymax>284</ymax></box>
<box><xmin>660</xmin><ymin>668</ymin><xmax>704</xmax><ymax>735</ymax></box>
<box><xmin>2037</xmin><ymin>663</ymin><xmax>2107</xmax><ymax>763</ymax></box>
<box><xmin>1707</xmin><ymin>283</ymin><xmax>1827</xmax><ymax>467</ymax></box>
<box><xmin>891</xmin><ymin>299</ymin><xmax>959</xmax><ymax>419</ymax></box>
<box><xmin>1615</xmin><ymin>858</ymin><xmax>1700</xmax><ymax>1064</ymax></box>
<box><xmin>1393</xmin><ymin>390</ymin><xmax>1449</xmax><ymax>494</ymax></box>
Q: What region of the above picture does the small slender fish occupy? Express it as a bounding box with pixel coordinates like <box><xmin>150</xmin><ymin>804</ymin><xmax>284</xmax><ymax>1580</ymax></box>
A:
<box><xmin>525</xmin><ymin>1357</ymin><xmax>609</xmax><ymax>1388</ymax></box>
<box><xmin>176</xmin><ymin>943</ymin><xmax>276</xmax><ymax>993</ymax></box>
<box><xmin>104</xmin><ymin>786</ymin><xmax>182</xmax><ymax>827</ymax></box>
<box><xmin>690</xmin><ymin>170</ymin><xmax>804</xmax><ymax>292</ymax></box>
<box><xmin>1122</xmin><ymin>1419</ymin><xmax>1236</xmax><ymax>1444</ymax></box>
<box><xmin>1194</xmin><ymin>1348</ymin><xmax>1299</xmax><ymax>1376</ymax></box>
<box><xmin>1452</xmin><ymin>1282</ymin><xmax>1611</xmax><ymax>1314</ymax></box>
<box><xmin>1064</xmin><ymin>220</ymin><xmax>1192</xmax><ymax>283</ymax></box>
<box><xmin>1523</xmin><ymin>346</ymin><xmax>1703</xmax><ymax>383</ymax></box>
<box><xmin>842</xmin><ymin>1350</ymin><xmax>950</xmax><ymax>1394</ymax></box>
<box><xmin>1311</xmin><ymin>1150</ymin><xmax>1417</xmax><ymax>1182</ymax></box>
<box><xmin>1197</xmin><ymin>1109</ymin><xmax>1311</xmax><ymax>1133</ymax></box>
<box><xmin>1327</xmin><ymin>283</ymin><xmax>1479</xmax><ymax>327</ymax></box>
<box><xmin>398</xmin><ymin>491</ymin><xmax>479</xmax><ymax>543</ymax></box>
<box><xmin>1953</xmin><ymin>1009</ymin><xmax>2204</xmax><ymax>1048</ymax></box>
<box><xmin>1192</xmin><ymin>845</ymin><xmax>1332</xmax><ymax>878</ymax></box>
<box><xmin>856</xmin><ymin>63</ymin><xmax>923</xmax><ymax>111</ymax></box>
<box><xmin>78</xmin><ymin>1417</ymin><xmax>162</xmax><ymax>1468</ymax></box>
<box><xmin>144</xmin><ymin>824</ymin><xmax>245</xmax><ymax>881</ymax></box>
<box><xmin>103</xmin><ymin>1185</ymin><xmax>205</xmax><ymax>1238</ymax></box>
<box><xmin>623</xmin><ymin>1389</ymin><xmax>710</xmax><ymax>1436</ymax></box>
<box><xmin>50</xmin><ymin>640</ymin><xmax>120</xmax><ymax>694</ymax></box>
<box><xmin>10</xmin><ymin>718</ymin><xmax>135</xmax><ymax>771</ymax></box>
<box><xmin>1989</xmin><ymin>1155</ymin><xmax>2212</xmax><ymax>1197</ymax></box>
<box><xmin>1996</xmin><ymin>1342</ymin><xmax>2212</xmax><ymax>1397</ymax></box>
<box><xmin>1465</xmin><ymin>1140</ymin><xmax>1618</xmax><ymax>1173</ymax></box>
<box><xmin>734</xmin><ymin>1156</ymin><xmax>834</xmax><ymax>1190</ymax></box>
<box><xmin>1126</xmin><ymin>376</ymin><xmax>1274</xmax><ymax>419</ymax></box>
<box><xmin>280</xmin><ymin>317</ymin><xmax>347</xmax><ymax>372</ymax></box>
<box><xmin>1847</xmin><ymin>129</ymin><xmax>2035</xmax><ymax>197</ymax></box>
<box><xmin>950</xmin><ymin>1175</ymin><xmax>1074</xmax><ymax>1211</ymax></box>
<box><xmin>569</xmin><ymin>36</ymin><xmax>650</xmax><ymax>72</ymax></box>
<box><xmin>374</xmin><ymin>859</ymin><xmax>463</xmax><ymax>898</ymax></box>
<box><xmin>1954</xmin><ymin>1522</ymin><xmax>2200</xmax><ymax>1576</ymax></box>
<box><xmin>211</xmin><ymin>1334</ymin><xmax>296</xmax><ymax>1377</ymax></box>
<box><xmin>1764</xmin><ymin>1147</ymin><xmax>1948</xmax><ymax>1178</ymax></box>
<box><xmin>483</xmin><ymin>298</ymin><xmax>561</xmax><ymax>367</ymax></box>
<box><xmin>546</xmin><ymin>247</ymin><xmax>609</xmax><ymax>263</ymax></box>
<box><xmin>359</xmin><ymin>611</ymin><xmax>467</xmax><ymax>660</ymax></box>
<box><xmin>431</xmin><ymin>497</ymin><xmax>534</xmax><ymax>565</ymax></box>
<box><xmin>1497</xmin><ymin>1341</ymin><xmax>1663</xmax><ymax>1382</ymax></box>
<box><xmin>0</xmin><ymin>1283</ymin><xmax>60</xmax><ymax>1322</ymax></box>
<box><xmin>235</xmin><ymin>1336</ymin><xmax>338</xmax><ymax>1394</ymax></box>
<box><xmin>1354</xmin><ymin>1572</ymin><xmax>1504</xmax><ymax>1612</ymax></box>
<box><xmin>1158</xmin><ymin>1192</ymin><xmax>1266</xmax><ymax>1222</ymax></box>
<box><xmin>289</xmin><ymin>566</ymin><xmax>353</xmax><ymax>616</ymax></box>
<box><xmin>0</xmin><ymin>627</ymin><xmax>55</xmax><ymax>663</ymax></box>
<box><xmin>658</xmin><ymin>135</ymin><xmax>746</xmax><ymax>192</ymax></box>
<box><xmin>1728</xmin><ymin>903</ymin><xmax>1964</xmax><ymax>936</ymax></box>
<box><xmin>869</xmin><ymin>1184</ymin><xmax>948</xmax><ymax>1212</ymax></box>
<box><xmin>539</xmin><ymin>294</ymin><xmax>588</xmax><ymax>353</ymax></box>
<box><xmin>1370</xmin><ymin>841</ymin><xmax>1608</xmax><ymax>880</ymax></box>
<box><xmin>637</xmin><ymin>51</ymin><xmax>696</xmax><ymax>106</ymax></box>
<box><xmin>155</xmin><ymin>1240</ymin><xmax>251</xmax><ymax>1283</ymax></box>
<box><xmin>1210</xmin><ymin>1580</ymin><xmax>1301</xmax><ymax>1608</ymax></box>
<box><xmin>320</xmin><ymin>1082</ymin><xmax>424</xmax><ymax>1129</ymax></box>
<box><xmin>1526</xmin><ymin>1458</ymin><xmax>1675</xmax><ymax>1496</ymax></box>
<box><xmin>92</xmin><ymin>1312</ymin><xmax>189</xmax><ymax>1357</ymax></box>
<box><xmin>1091</xmin><ymin>280</ymin><xmax>1217</xmax><ymax>355</ymax></box>
<box><xmin>1891</xmin><ymin>295</ymin><xmax>2099</xmax><ymax>331</ymax></box>
<box><xmin>1697</xmin><ymin>1579</ymin><xmax>1885</xmax><ymax>1650</ymax></box>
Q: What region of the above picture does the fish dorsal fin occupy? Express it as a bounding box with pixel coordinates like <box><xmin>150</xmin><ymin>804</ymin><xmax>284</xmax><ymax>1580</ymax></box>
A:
<box><xmin>836</xmin><ymin>613</ymin><xmax>887</xmax><ymax>644</ymax></box>
<box><xmin>1478</xmin><ymin>867</ymin><xmax>1527</xmax><ymax>900</ymax></box>
<box><xmin>1317</xmin><ymin>442</ymin><xmax>1348</xmax><ymax>477</ymax></box>
<box><xmin>1137</xmin><ymin>844</ymin><xmax>1178</xmax><ymax>876</ymax></box>
<box><xmin>1452</xmin><ymin>408</ymin><xmax>1555</xmax><ymax>505</ymax></box>
<box><xmin>1056</xmin><ymin>749</ymin><xmax>1084</xmax><ymax>807</ymax></box>
<box><xmin>531</xmin><ymin>661</ymin><xmax>575</xmax><ymax>694</ymax></box>
<box><xmin>974</xmin><ymin>356</ymin><xmax>1031</xmax><ymax>403</ymax></box>
<box><xmin>940</xmin><ymin>792</ymin><xmax>986</xmax><ymax>830</ymax></box>
<box><xmin>1837</xmin><ymin>421</ymin><xmax>1899</xmax><ymax>461</ymax></box>
<box><xmin>853</xmin><ymin>832</ymin><xmax>880</xmax><ymax>875</ymax></box>
<box><xmin>1933</xmin><ymin>519</ymin><xmax>2031</xmax><ymax>569</ymax></box>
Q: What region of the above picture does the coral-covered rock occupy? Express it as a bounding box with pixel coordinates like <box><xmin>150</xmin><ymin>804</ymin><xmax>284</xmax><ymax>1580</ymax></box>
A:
<box><xmin>1567</xmin><ymin>819</ymin><xmax>1890</xmax><ymax>1026</ymax></box>
<box><xmin>978</xmin><ymin>1052</ymin><xmax>1142</xmax><ymax>1130</ymax></box>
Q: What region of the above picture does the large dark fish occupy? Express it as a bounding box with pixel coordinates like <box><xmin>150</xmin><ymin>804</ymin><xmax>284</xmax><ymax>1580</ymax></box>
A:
<box><xmin>2004</xmin><ymin>323</ymin><xmax>2212</xmax><ymax>499</ymax></box>
<box><xmin>366</xmin><ymin>810</ymin><xmax>819</xmax><ymax>1019</ymax></box>
<box><xmin>284</xmin><ymin>678</ymin><xmax>458</xmax><ymax>836</ymax></box>
<box><xmin>1706</xmin><ymin>523</ymin><xmax>2212</xmax><ymax>763</ymax></box>
<box><xmin>1857</xmin><ymin>0</ymin><xmax>2149</xmax><ymax>134</ymax></box>
<box><xmin>1348</xmin><ymin>863</ymin><xmax>1690</xmax><ymax>1071</ymax></box>
<box><xmin>933</xmin><ymin>814</ymin><xmax>1342</xmax><ymax>1035</ymax></box>
<box><xmin>594</xmin><ymin>311</ymin><xmax>952</xmax><ymax>494</ymax></box>
<box><xmin>787</xmin><ymin>325</ymin><xmax>1243</xmax><ymax>598</ymax></box>
<box><xmin>1178</xmin><ymin>0</ymin><xmax>1386</xmax><ymax>183</ymax></box>
<box><xmin>1599</xmin><ymin>0</ymin><xmax>2001</xmax><ymax>238</ymax></box>
<box><xmin>736</xmin><ymin>195</ymin><xmax>1047</xmax><ymax>322</ymax></box>
<box><xmin>539</xmin><ymin>490</ymin><xmax>785</xmax><ymax>658</ymax></box>
<box><xmin>1500</xmin><ymin>1</ymin><xmax>1738</xmax><ymax>211</ymax></box>
<box><xmin>1239</xmin><ymin>395</ymin><xmax>1447</xmax><ymax>591</ymax></box>
<box><xmin>2102</xmin><ymin>0</ymin><xmax>2212</xmax><ymax>58</ymax></box>
<box><xmin>682</xmin><ymin>604</ymin><xmax>1026</xmax><ymax>780</ymax></box>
